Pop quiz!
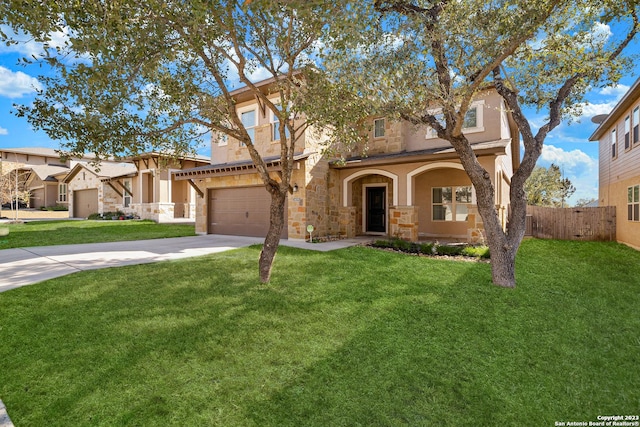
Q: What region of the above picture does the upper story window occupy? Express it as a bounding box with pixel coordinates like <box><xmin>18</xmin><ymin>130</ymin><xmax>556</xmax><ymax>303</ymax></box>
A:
<box><xmin>625</xmin><ymin>115</ymin><xmax>630</xmax><ymax>150</ymax></box>
<box><xmin>426</xmin><ymin>100</ymin><xmax>485</xmax><ymax>139</ymax></box>
<box><xmin>611</xmin><ymin>128</ymin><xmax>617</xmax><ymax>159</ymax></box>
<box><xmin>270</xmin><ymin>105</ymin><xmax>291</xmax><ymax>142</ymax></box>
<box><xmin>373</xmin><ymin>118</ymin><xmax>385</xmax><ymax>138</ymax></box>
<box><xmin>634</xmin><ymin>107</ymin><xmax>639</xmax><ymax>144</ymax></box>
<box><xmin>217</xmin><ymin>133</ymin><xmax>228</xmax><ymax>146</ymax></box>
<box><xmin>238</xmin><ymin>107</ymin><xmax>257</xmax><ymax>146</ymax></box>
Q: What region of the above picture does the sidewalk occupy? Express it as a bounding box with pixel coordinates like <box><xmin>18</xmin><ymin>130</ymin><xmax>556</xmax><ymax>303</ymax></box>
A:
<box><xmin>0</xmin><ymin>235</ymin><xmax>371</xmax><ymax>292</ymax></box>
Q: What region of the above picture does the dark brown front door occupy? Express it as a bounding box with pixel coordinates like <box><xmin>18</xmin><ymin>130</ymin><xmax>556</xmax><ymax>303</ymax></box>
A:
<box><xmin>366</xmin><ymin>187</ymin><xmax>386</xmax><ymax>233</ymax></box>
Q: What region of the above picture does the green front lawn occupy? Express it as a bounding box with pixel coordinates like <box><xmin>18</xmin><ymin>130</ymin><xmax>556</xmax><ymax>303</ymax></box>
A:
<box><xmin>0</xmin><ymin>220</ymin><xmax>195</xmax><ymax>249</ymax></box>
<box><xmin>0</xmin><ymin>239</ymin><xmax>638</xmax><ymax>426</ymax></box>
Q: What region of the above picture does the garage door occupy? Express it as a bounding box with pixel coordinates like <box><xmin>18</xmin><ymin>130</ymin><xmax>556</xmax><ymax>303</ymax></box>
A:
<box><xmin>208</xmin><ymin>187</ymin><xmax>287</xmax><ymax>238</ymax></box>
<box><xmin>74</xmin><ymin>189</ymin><xmax>98</xmax><ymax>218</ymax></box>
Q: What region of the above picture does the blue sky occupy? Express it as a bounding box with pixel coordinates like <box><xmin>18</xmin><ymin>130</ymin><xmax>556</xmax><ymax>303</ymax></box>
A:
<box><xmin>0</xmin><ymin>23</ymin><xmax>639</xmax><ymax>206</ymax></box>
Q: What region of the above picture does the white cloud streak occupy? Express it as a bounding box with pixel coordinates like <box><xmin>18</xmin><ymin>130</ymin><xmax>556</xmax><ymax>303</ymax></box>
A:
<box><xmin>0</xmin><ymin>66</ymin><xmax>42</xmax><ymax>98</ymax></box>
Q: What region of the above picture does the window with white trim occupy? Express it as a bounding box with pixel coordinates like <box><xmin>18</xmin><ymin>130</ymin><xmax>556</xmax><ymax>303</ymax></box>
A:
<box><xmin>426</xmin><ymin>101</ymin><xmax>485</xmax><ymax>139</ymax></box>
<box><xmin>58</xmin><ymin>183</ymin><xmax>67</xmax><ymax>203</ymax></box>
<box><xmin>374</xmin><ymin>118</ymin><xmax>385</xmax><ymax>138</ymax></box>
<box><xmin>123</xmin><ymin>178</ymin><xmax>132</xmax><ymax>208</ymax></box>
<box><xmin>432</xmin><ymin>186</ymin><xmax>473</xmax><ymax>221</ymax></box>
<box><xmin>628</xmin><ymin>185</ymin><xmax>639</xmax><ymax>221</ymax></box>
<box><xmin>625</xmin><ymin>115</ymin><xmax>630</xmax><ymax>150</ymax></box>
<box><xmin>239</xmin><ymin>107</ymin><xmax>257</xmax><ymax>146</ymax></box>
<box><xmin>634</xmin><ymin>107</ymin><xmax>639</xmax><ymax>144</ymax></box>
<box><xmin>611</xmin><ymin>128</ymin><xmax>617</xmax><ymax>158</ymax></box>
<box><xmin>270</xmin><ymin>105</ymin><xmax>291</xmax><ymax>141</ymax></box>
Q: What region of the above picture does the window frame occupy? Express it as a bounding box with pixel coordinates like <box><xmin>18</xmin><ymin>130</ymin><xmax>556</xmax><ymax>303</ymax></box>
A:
<box><xmin>628</xmin><ymin>185</ymin><xmax>640</xmax><ymax>222</ymax></box>
<box><xmin>634</xmin><ymin>106</ymin><xmax>639</xmax><ymax>145</ymax></box>
<box><xmin>270</xmin><ymin>104</ymin><xmax>291</xmax><ymax>142</ymax></box>
<box><xmin>373</xmin><ymin>118</ymin><xmax>386</xmax><ymax>138</ymax></box>
<box><xmin>58</xmin><ymin>183</ymin><xmax>67</xmax><ymax>203</ymax></box>
<box><xmin>123</xmin><ymin>178</ymin><xmax>132</xmax><ymax>208</ymax></box>
<box><xmin>611</xmin><ymin>128</ymin><xmax>617</xmax><ymax>159</ymax></box>
<box><xmin>425</xmin><ymin>100</ymin><xmax>485</xmax><ymax>139</ymax></box>
<box><xmin>625</xmin><ymin>115</ymin><xmax>631</xmax><ymax>150</ymax></box>
<box><xmin>432</xmin><ymin>185</ymin><xmax>474</xmax><ymax>222</ymax></box>
<box><xmin>238</xmin><ymin>105</ymin><xmax>257</xmax><ymax>147</ymax></box>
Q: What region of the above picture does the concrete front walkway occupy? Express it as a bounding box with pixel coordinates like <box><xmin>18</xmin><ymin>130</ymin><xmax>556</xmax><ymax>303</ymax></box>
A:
<box><xmin>0</xmin><ymin>235</ymin><xmax>371</xmax><ymax>292</ymax></box>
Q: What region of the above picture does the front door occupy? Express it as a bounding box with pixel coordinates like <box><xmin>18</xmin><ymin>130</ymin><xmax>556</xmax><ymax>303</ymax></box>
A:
<box><xmin>366</xmin><ymin>186</ymin><xmax>386</xmax><ymax>233</ymax></box>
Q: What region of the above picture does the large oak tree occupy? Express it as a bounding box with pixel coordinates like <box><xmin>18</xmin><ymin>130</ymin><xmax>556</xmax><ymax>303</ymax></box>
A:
<box><xmin>0</xmin><ymin>0</ymin><xmax>340</xmax><ymax>282</ymax></box>
<box><xmin>313</xmin><ymin>0</ymin><xmax>639</xmax><ymax>287</ymax></box>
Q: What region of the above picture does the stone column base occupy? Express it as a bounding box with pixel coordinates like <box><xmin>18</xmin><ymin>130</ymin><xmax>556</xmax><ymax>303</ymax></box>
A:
<box><xmin>389</xmin><ymin>206</ymin><xmax>418</xmax><ymax>241</ymax></box>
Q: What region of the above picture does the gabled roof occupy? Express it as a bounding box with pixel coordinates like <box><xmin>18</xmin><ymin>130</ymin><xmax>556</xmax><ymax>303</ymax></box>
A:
<box><xmin>589</xmin><ymin>77</ymin><xmax>640</xmax><ymax>141</ymax></box>
<box><xmin>64</xmin><ymin>161</ymin><xmax>137</xmax><ymax>183</ymax></box>
<box><xmin>23</xmin><ymin>164</ymin><xmax>70</xmax><ymax>182</ymax></box>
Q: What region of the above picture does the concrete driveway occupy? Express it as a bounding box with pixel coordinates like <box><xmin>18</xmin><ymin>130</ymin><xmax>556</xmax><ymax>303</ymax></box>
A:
<box><xmin>0</xmin><ymin>235</ymin><xmax>371</xmax><ymax>292</ymax></box>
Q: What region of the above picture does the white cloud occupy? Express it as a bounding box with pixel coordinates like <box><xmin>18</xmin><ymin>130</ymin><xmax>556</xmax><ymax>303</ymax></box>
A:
<box><xmin>599</xmin><ymin>84</ymin><xmax>630</xmax><ymax>98</ymax></box>
<box><xmin>579</xmin><ymin>101</ymin><xmax>618</xmax><ymax>117</ymax></box>
<box><xmin>0</xmin><ymin>24</ymin><xmax>70</xmax><ymax>58</ymax></box>
<box><xmin>0</xmin><ymin>127</ymin><xmax>8</xmax><ymax>135</ymax></box>
<box><xmin>537</xmin><ymin>144</ymin><xmax>598</xmax><ymax>204</ymax></box>
<box><xmin>587</xmin><ymin>22</ymin><xmax>613</xmax><ymax>45</ymax></box>
<box><xmin>0</xmin><ymin>66</ymin><xmax>42</xmax><ymax>98</ymax></box>
<box><xmin>540</xmin><ymin>144</ymin><xmax>595</xmax><ymax>169</ymax></box>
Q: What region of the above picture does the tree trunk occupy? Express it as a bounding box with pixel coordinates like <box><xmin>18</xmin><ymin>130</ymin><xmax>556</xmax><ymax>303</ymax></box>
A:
<box><xmin>485</xmin><ymin>234</ymin><xmax>517</xmax><ymax>288</ymax></box>
<box><xmin>258</xmin><ymin>189</ymin><xmax>287</xmax><ymax>283</ymax></box>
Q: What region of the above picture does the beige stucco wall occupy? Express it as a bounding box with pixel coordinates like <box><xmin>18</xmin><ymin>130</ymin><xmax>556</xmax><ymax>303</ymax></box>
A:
<box><xmin>28</xmin><ymin>180</ymin><xmax>60</xmax><ymax>209</ymax></box>
<box><xmin>601</xmin><ymin>175</ymin><xmax>640</xmax><ymax>249</ymax></box>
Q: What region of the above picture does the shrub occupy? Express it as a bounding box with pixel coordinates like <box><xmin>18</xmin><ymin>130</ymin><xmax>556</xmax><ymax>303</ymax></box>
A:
<box><xmin>461</xmin><ymin>245</ymin><xmax>491</xmax><ymax>259</ymax></box>
<box><xmin>370</xmin><ymin>239</ymin><xmax>490</xmax><ymax>259</ymax></box>
<box><xmin>41</xmin><ymin>205</ymin><xmax>69</xmax><ymax>211</ymax></box>
<box><xmin>419</xmin><ymin>242</ymin><xmax>434</xmax><ymax>254</ymax></box>
<box><xmin>435</xmin><ymin>245</ymin><xmax>464</xmax><ymax>256</ymax></box>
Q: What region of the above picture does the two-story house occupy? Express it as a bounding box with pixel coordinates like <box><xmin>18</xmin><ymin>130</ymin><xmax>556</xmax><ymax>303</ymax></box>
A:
<box><xmin>590</xmin><ymin>77</ymin><xmax>640</xmax><ymax>249</ymax></box>
<box><xmin>175</xmin><ymin>78</ymin><xmax>520</xmax><ymax>241</ymax></box>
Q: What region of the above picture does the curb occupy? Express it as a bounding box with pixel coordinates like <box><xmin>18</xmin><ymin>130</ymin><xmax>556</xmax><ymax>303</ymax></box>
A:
<box><xmin>0</xmin><ymin>400</ymin><xmax>14</xmax><ymax>427</ymax></box>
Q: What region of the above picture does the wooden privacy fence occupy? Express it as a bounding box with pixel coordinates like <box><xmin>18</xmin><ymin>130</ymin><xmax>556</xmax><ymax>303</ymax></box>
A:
<box><xmin>525</xmin><ymin>205</ymin><xmax>616</xmax><ymax>241</ymax></box>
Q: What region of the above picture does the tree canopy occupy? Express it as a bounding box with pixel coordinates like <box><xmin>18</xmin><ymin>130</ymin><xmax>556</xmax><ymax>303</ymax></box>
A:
<box><xmin>525</xmin><ymin>164</ymin><xmax>576</xmax><ymax>207</ymax></box>
<box><xmin>0</xmin><ymin>0</ymin><xmax>343</xmax><ymax>282</ymax></box>
<box><xmin>310</xmin><ymin>0</ymin><xmax>639</xmax><ymax>287</ymax></box>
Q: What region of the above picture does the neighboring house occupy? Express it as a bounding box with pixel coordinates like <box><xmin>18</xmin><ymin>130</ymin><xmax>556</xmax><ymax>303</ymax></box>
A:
<box><xmin>21</xmin><ymin>164</ymin><xmax>70</xmax><ymax>209</ymax></box>
<box><xmin>0</xmin><ymin>147</ymin><xmax>89</xmax><ymax>209</ymax></box>
<box><xmin>589</xmin><ymin>76</ymin><xmax>640</xmax><ymax>249</ymax></box>
<box><xmin>118</xmin><ymin>152</ymin><xmax>211</xmax><ymax>222</ymax></box>
<box><xmin>64</xmin><ymin>162</ymin><xmax>138</xmax><ymax>218</ymax></box>
<box><xmin>175</xmin><ymin>78</ymin><xmax>520</xmax><ymax>241</ymax></box>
